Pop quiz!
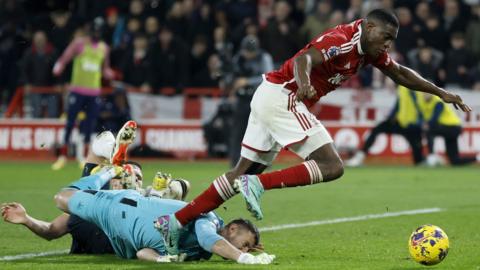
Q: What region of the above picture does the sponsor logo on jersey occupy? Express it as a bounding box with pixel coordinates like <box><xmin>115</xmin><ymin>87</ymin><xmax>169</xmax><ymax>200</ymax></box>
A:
<box><xmin>328</xmin><ymin>73</ymin><xmax>348</xmax><ymax>85</ymax></box>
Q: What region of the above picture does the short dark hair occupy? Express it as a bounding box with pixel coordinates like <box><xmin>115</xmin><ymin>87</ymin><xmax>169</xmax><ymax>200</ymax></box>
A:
<box><xmin>366</xmin><ymin>9</ymin><xmax>399</xmax><ymax>28</ymax></box>
<box><xmin>125</xmin><ymin>161</ymin><xmax>142</xmax><ymax>170</ymax></box>
<box><xmin>228</xmin><ymin>218</ymin><xmax>260</xmax><ymax>246</ymax></box>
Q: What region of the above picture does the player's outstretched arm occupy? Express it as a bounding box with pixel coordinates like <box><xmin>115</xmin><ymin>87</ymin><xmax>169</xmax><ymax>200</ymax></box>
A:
<box><xmin>382</xmin><ymin>63</ymin><xmax>472</xmax><ymax>112</ymax></box>
<box><xmin>1</xmin><ymin>202</ymin><xmax>69</xmax><ymax>240</ymax></box>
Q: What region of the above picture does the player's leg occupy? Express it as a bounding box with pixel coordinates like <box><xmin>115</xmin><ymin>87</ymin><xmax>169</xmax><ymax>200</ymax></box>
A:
<box><xmin>52</xmin><ymin>92</ymin><xmax>85</xmax><ymax>170</ymax></box>
<box><xmin>111</xmin><ymin>120</ymin><xmax>138</xmax><ymax>165</ymax></box>
<box><xmin>441</xmin><ymin>126</ymin><xmax>476</xmax><ymax>165</ymax></box>
<box><xmin>77</xmin><ymin>96</ymin><xmax>102</xmax><ymax>164</ymax></box>
<box><xmin>155</xmin><ymin>82</ymin><xmax>279</xmax><ymax>254</ymax></box>
<box><xmin>235</xmin><ymin>88</ymin><xmax>348</xmax><ymax>219</ymax></box>
<box><xmin>402</xmin><ymin>126</ymin><xmax>425</xmax><ymax>165</ymax></box>
<box><xmin>54</xmin><ymin>166</ymin><xmax>123</xmax><ymax>212</ymax></box>
<box><xmin>346</xmin><ymin>120</ymin><xmax>395</xmax><ymax>166</ymax></box>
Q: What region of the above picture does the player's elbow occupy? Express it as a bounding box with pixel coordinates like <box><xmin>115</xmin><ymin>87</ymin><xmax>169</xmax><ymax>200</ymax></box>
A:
<box><xmin>53</xmin><ymin>190</ymin><xmax>73</xmax><ymax>213</ymax></box>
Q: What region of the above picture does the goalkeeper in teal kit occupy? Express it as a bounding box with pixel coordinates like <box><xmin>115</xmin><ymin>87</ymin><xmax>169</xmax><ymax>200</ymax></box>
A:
<box><xmin>53</xmin><ymin>166</ymin><xmax>276</xmax><ymax>264</ymax></box>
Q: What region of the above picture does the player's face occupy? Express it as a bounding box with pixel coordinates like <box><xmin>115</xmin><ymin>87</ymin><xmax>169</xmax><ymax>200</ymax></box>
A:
<box><xmin>364</xmin><ymin>21</ymin><xmax>398</xmax><ymax>58</ymax></box>
<box><xmin>225</xmin><ymin>225</ymin><xmax>256</xmax><ymax>252</ymax></box>
<box><xmin>110</xmin><ymin>178</ymin><xmax>124</xmax><ymax>190</ymax></box>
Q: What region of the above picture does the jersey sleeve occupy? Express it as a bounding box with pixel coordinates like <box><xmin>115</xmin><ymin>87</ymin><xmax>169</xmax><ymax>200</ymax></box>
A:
<box><xmin>309</xmin><ymin>33</ymin><xmax>349</xmax><ymax>62</ymax></box>
<box><xmin>372</xmin><ymin>51</ymin><xmax>396</xmax><ymax>70</ymax></box>
<box><xmin>194</xmin><ymin>218</ymin><xmax>224</xmax><ymax>252</ymax></box>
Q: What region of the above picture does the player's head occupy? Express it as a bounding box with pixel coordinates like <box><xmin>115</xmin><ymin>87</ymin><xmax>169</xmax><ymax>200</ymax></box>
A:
<box><xmin>90</xmin><ymin>17</ymin><xmax>105</xmax><ymax>41</ymax></box>
<box><xmin>93</xmin><ymin>162</ymin><xmax>143</xmax><ymax>190</ymax></box>
<box><xmin>363</xmin><ymin>9</ymin><xmax>399</xmax><ymax>58</ymax></box>
<box><xmin>223</xmin><ymin>218</ymin><xmax>261</xmax><ymax>252</ymax></box>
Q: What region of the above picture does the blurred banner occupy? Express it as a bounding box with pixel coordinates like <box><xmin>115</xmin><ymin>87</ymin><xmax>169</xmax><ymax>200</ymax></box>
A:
<box><xmin>0</xmin><ymin>122</ymin><xmax>479</xmax><ymax>160</ymax></box>
<box><xmin>1</xmin><ymin>89</ymin><xmax>479</xmax><ymax>159</ymax></box>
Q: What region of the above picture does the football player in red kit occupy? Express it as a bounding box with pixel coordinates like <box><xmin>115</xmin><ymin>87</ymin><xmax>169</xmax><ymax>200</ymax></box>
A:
<box><xmin>155</xmin><ymin>9</ymin><xmax>471</xmax><ymax>255</ymax></box>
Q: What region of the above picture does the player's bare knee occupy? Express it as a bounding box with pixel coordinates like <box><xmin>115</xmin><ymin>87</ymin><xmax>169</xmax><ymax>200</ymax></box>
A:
<box><xmin>328</xmin><ymin>159</ymin><xmax>344</xmax><ymax>181</ymax></box>
<box><xmin>313</xmin><ymin>158</ymin><xmax>344</xmax><ymax>182</ymax></box>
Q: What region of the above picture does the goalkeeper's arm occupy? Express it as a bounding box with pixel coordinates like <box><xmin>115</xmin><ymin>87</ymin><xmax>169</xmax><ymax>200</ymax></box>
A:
<box><xmin>211</xmin><ymin>239</ymin><xmax>275</xmax><ymax>264</ymax></box>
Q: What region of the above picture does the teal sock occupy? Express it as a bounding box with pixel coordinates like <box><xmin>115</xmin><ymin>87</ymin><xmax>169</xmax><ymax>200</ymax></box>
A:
<box><xmin>68</xmin><ymin>168</ymin><xmax>117</xmax><ymax>190</ymax></box>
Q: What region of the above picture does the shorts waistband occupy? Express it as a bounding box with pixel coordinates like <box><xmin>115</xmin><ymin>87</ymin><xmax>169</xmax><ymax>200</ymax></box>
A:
<box><xmin>262</xmin><ymin>75</ymin><xmax>293</xmax><ymax>96</ymax></box>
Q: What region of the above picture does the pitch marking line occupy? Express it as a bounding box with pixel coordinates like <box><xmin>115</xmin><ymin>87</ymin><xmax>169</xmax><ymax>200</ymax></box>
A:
<box><xmin>259</xmin><ymin>207</ymin><xmax>444</xmax><ymax>232</ymax></box>
<box><xmin>0</xmin><ymin>207</ymin><xmax>443</xmax><ymax>261</ymax></box>
<box><xmin>0</xmin><ymin>249</ymin><xmax>69</xmax><ymax>261</ymax></box>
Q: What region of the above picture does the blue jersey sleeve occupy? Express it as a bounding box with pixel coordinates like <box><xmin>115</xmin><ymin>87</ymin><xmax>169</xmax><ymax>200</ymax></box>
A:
<box><xmin>194</xmin><ymin>218</ymin><xmax>224</xmax><ymax>252</ymax></box>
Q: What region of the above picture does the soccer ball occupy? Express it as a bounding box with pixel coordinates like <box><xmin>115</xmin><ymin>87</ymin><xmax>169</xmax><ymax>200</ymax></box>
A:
<box><xmin>408</xmin><ymin>224</ymin><xmax>449</xmax><ymax>266</ymax></box>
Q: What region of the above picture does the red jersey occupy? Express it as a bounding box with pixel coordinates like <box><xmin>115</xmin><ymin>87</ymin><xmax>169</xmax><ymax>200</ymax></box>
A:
<box><xmin>265</xmin><ymin>19</ymin><xmax>395</xmax><ymax>107</ymax></box>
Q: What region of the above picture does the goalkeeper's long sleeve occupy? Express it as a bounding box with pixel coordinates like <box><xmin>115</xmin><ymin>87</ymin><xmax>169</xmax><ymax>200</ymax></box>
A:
<box><xmin>67</xmin><ymin>167</ymin><xmax>119</xmax><ymax>190</ymax></box>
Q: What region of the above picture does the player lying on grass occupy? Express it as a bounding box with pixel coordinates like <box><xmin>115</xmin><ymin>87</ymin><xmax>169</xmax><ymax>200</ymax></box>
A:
<box><xmin>50</xmin><ymin>166</ymin><xmax>275</xmax><ymax>264</ymax></box>
<box><xmin>154</xmin><ymin>9</ymin><xmax>472</xmax><ymax>255</ymax></box>
<box><xmin>1</xmin><ymin>121</ymin><xmax>187</xmax><ymax>254</ymax></box>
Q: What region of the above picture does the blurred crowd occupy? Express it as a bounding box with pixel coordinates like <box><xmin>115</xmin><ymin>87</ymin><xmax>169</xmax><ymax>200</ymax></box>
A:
<box><xmin>1</xmin><ymin>0</ymin><xmax>480</xmax><ymax>118</ymax></box>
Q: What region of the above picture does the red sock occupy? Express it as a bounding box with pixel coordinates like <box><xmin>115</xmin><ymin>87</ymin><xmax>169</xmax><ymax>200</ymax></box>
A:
<box><xmin>59</xmin><ymin>145</ymin><xmax>68</xmax><ymax>156</ymax></box>
<box><xmin>175</xmin><ymin>174</ymin><xmax>236</xmax><ymax>226</ymax></box>
<box><xmin>258</xmin><ymin>160</ymin><xmax>323</xmax><ymax>190</ymax></box>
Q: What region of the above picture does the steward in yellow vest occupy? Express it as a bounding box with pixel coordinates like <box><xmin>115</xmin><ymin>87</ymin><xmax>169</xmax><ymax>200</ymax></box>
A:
<box><xmin>418</xmin><ymin>93</ymin><xmax>478</xmax><ymax>165</ymax></box>
<box><xmin>51</xmin><ymin>17</ymin><xmax>114</xmax><ymax>170</ymax></box>
<box><xmin>346</xmin><ymin>86</ymin><xmax>425</xmax><ymax>166</ymax></box>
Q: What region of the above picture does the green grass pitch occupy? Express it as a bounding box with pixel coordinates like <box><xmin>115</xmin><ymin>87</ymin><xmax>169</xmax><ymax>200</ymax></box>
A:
<box><xmin>0</xmin><ymin>161</ymin><xmax>479</xmax><ymax>269</ymax></box>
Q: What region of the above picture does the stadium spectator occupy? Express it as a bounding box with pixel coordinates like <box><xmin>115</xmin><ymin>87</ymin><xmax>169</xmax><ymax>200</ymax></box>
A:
<box><xmin>406</xmin><ymin>45</ymin><xmax>444</xmax><ymax>84</ymax></box>
<box><xmin>147</xmin><ymin>25</ymin><xmax>189</xmax><ymax>94</ymax></box>
<box><xmin>191</xmin><ymin>53</ymin><xmax>222</xmax><ymax>88</ymax></box>
<box><xmin>189</xmin><ymin>35</ymin><xmax>212</xmax><ymax>86</ymax></box>
<box><xmin>442</xmin><ymin>0</ymin><xmax>468</xmax><ymax>38</ymax></box>
<box><xmin>345</xmin><ymin>0</ymin><xmax>363</xmax><ymax>22</ymax></box>
<box><xmin>47</xmin><ymin>10</ymin><xmax>75</xmax><ymax>53</ymax></box>
<box><xmin>122</xmin><ymin>17</ymin><xmax>142</xmax><ymax>49</ymax></box>
<box><xmin>419</xmin><ymin>15</ymin><xmax>449</xmax><ymax>53</ymax></box>
<box><xmin>443</xmin><ymin>32</ymin><xmax>475</xmax><ymax>88</ymax></box>
<box><xmin>0</xmin><ymin>20</ymin><xmax>25</xmax><ymax>109</ymax></box>
<box><xmin>165</xmin><ymin>1</ymin><xmax>189</xmax><ymax>42</ymax></box>
<box><xmin>225</xmin><ymin>35</ymin><xmax>274</xmax><ymax>166</ymax></box>
<box><xmin>300</xmin><ymin>0</ymin><xmax>333</xmax><ymax>44</ymax></box>
<box><xmin>21</xmin><ymin>30</ymin><xmax>60</xmax><ymax>118</ymax></box>
<box><xmin>212</xmin><ymin>26</ymin><xmax>234</xmax><ymax>81</ymax></box>
<box><xmin>395</xmin><ymin>7</ymin><xmax>417</xmax><ymax>58</ymax></box>
<box><xmin>120</xmin><ymin>34</ymin><xmax>151</xmax><ymax>92</ymax></box>
<box><xmin>128</xmin><ymin>0</ymin><xmax>146</xmax><ymax>21</ymax></box>
<box><xmin>97</xmin><ymin>88</ymin><xmax>132</xmax><ymax>133</ymax></box>
<box><xmin>261</xmin><ymin>0</ymin><xmax>300</xmax><ymax>67</ymax></box>
<box><xmin>412</xmin><ymin>1</ymin><xmax>430</xmax><ymax>32</ymax></box>
<box><xmin>329</xmin><ymin>9</ymin><xmax>346</xmax><ymax>26</ymax></box>
<box><xmin>144</xmin><ymin>16</ymin><xmax>160</xmax><ymax>44</ymax></box>
<box><xmin>51</xmin><ymin>17</ymin><xmax>114</xmax><ymax>170</ymax></box>
<box><xmin>466</xmin><ymin>4</ymin><xmax>480</xmax><ymax>61</ymax></box>
<box><xmin>217</xmin><ymin>0</ymin><xmax>257</xmax><ymax>30</ymax></box>
<box><xmin>103</xmin><ymin>7</ymin><xmax>124</xmax><ymax>49</ymax></box>
<box><xmin>188</xmin><ymin>2</ymin><xmax>216</xmax><ymax>45</ymax></box>
<box><xmin>288</xmin><ymin>0</ymin><xmax>307</xmax><ymax>27</ymax></box>
<box><xmin>203</xmin><ymin>101</ymin><xmax>233</xmax><ymax>158</ymax></box>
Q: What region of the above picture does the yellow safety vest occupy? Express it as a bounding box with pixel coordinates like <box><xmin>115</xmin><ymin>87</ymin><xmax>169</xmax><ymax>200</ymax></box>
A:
<box><xmin>418</xmin><ymin>94</ymin><xmax>461</xmax><ymax>126</ymax></box>
<box><xmin>71</xmin><ymin>41</ymin><xmax>106</xmax><ymax>89</ymax></box>
<box><xmin>396</xmin><ymin>86</ymin><xmax>423</xmax><ymax>128</ymax></box>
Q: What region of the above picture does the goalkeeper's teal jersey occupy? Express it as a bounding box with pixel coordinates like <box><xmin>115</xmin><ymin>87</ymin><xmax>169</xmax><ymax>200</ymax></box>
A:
<box><xmin>68</xmin><ymin>189</ymin><xmax>224</xmax><ymax>260</ymax></box>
